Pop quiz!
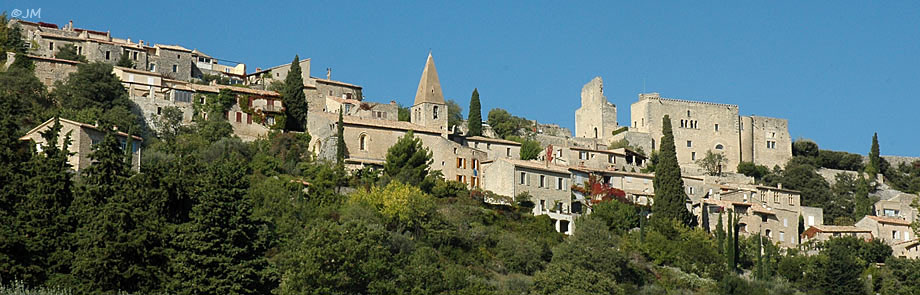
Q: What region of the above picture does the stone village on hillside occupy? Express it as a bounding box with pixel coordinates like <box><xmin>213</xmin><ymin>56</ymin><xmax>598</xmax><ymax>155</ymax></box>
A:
<box><xmin>7</xmin><ymin>19</ymin><xmax>918</xmax><ymax>258</ymax></box>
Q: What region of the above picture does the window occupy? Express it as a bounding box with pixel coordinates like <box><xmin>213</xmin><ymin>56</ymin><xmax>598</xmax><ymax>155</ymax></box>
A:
<box><xmin>266</xmin><ymin>116</ymin><xmax>275</xmax><ymax>126</ymax></box>
<box><xmin>49</xmin><ymin>41</ymin><xmax>54</xmax><ymax>50</ymax></box>
<box><xmin>157</xmin><ymin>107</ymin><xmax>162</xmax><ymax>115</ymax></box>
<box><xmin>687</xmin><ymin>140</ymin><xmax>692</xmax><ymax>148</ymax></box>
<box><xmin>456</xmin><ymin>158</ymin><xmax>463</xmax><ymax>168</ymax></box>
<box><xmin>539</xmin><ymin>175</ymin><xmax>545</xmax><ymax>188</ymax></box>
<box><xmin>472</xmin><ymin>159</ymin><xmax>479</xmax><ymax>170</ymax></box>
<box><xmin>608</xmin><ymin>155</ymin><xmax>615</xmax><ymax>164</ymax></box>
<box><xmin>579</xmin><ymin>151</ymin><xmax>587</xmax><ymax>160</ymax></box>
<box><xmin>175</xmin><ymin>90</ymin><xmax>192</xmax><ymax>103</ymax></box>
<box><xmin>120</xmin><ymin>139</ymin><xmax>127</xmax><ymax>151</ymax></box>
<box><xmin>247</xmin><ymin>113</ymin><xmax>252</xmax><ymax>124</ymax></box>
<box><xmin>149</xmin><ymin>63</ymin><xmax>156</xmax><ymax>71</ymax></box>
<box><xmin>783</xmin><ymin>218</ymin><xmax>788</xmax><ymax>227</ymax></box>
<box><xmin>540</xmin><ymin>200</ymin><xmax>546</xmax><ymax>211</ymax></box>
<box><xmin>691</xmin><ymin>152</ymin><xmax>696</xmax><ymax>161</ymax></box>
<box><xmin>808</xmin><ymin>215</ymin><xmax>815</xmax><ymax>226</ymax></box>
<box><xmin>779</xmin><ymin>231</ymin><xmax>785</xmax><ymax>242</ymax></box>
<box><xmin>506</xmin><ymin>148</ymin><xmax>511</xmax><ymax>157</ymax></box>
<box><xmin>172</xmin><ymin>65</ymin><xmax>178</xmax><ymax>72</ymax></box>
<box><xmin>689</xmin><ymin>187</ymin><xmax>695</xmax><ymax>195</ymax></box>
<box><xmin>894</xmin><ymin>231</ymin><xmax>900</xmax><ymax>240</ymax></box>
<box><xmin>487</xmin><ymin>143</ymin><xmax>491</xmax><ymax>150</ymax></box>
<box><xmin>714</xmin><ymin>124</ymin><xmax>719</xmax><ymax>131</ymax></box>
<box><xmin>359</xmin><ymin>134</ymin><xmax>367</xmax><ymax>151</ymax></box>
<box><xmin>557</xmin><ymin>177</ymin><xmax>564</xmax><ymax>190</ymax></box>
<box><xmin>177</xmin><ymin>54</ymin><xmax>181</xmax><ymax>59</ymax></box>
<box><xmin>687</xmin><ymin>110</ymin><xmax>691</xmax><ymax>117</ymax></box>
<box><xmin>766</xmin><ymin>140</ymin><xmax>776</xmax><ymax>149</ymax></box>
<box><xmin>236</xmin><ymin>112</ymin><xmax>242</xmax><ymax>123</ymax></box>
<box><xmin>433</xmin><ymin>106</ymin><xmax>439</xmax><ymax>119</ymax></box>
<box><xmin>766</xmin><ymin>229</ymin><xmax>772</xmax><ymax>238</ymax></box>
<box><xmin>715</xmin><ymin>144</ymin><xmax>724</xmax><ymax>150</ymax></box>
<box><xmin>520</xmin><ymin>172</ymin><xmax>527</xmax><ymax>185</ymax></box>
<box><xmin>105</xmin><ymin>51</ymin><xmax>111</xmax><ymax>60</ymax></box>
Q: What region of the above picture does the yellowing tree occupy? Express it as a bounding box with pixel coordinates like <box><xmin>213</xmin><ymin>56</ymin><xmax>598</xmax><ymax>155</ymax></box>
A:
<box><xmin>348</xmin><ymin>181</ymin><xmax>435</xmax><ymax>228</ymax></box>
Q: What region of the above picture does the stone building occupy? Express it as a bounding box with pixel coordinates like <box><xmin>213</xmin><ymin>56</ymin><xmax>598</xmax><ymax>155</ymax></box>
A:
<box><xmin>874</xmin><ymin>193</ymin><xmax>918</xmax><ymax>223</ymax></box>
<box><xmin>244</xmin><ymin>58</ymin><xmax>364</xmax><ymax>111</ymax></box>
<box><xmin>855</xmin><ymin>216</ymin><xmax>914</xmax><ymax>248</ymax></box>
<box><xmin>697</xmin><ymin>184</ymin><xmax>824</xmax><ymax>248</ymax></box>
<box><xmin>19</xmin><ymin>118</ymin><xmax>142</xmax><ymax>172</ymax></box>
<box><xmin>574</xmin><ymin>77</ymin><xmax>618</xmax><ymax>141</ymax></box>
<box><xmin>627</xmin><ymin>92</ymin><xmax>791</xmax><ymax>172</ymax></box>
<box><xmin>306</xmin><ymin>53</ymin><xmax>488</xmax><ymax>189</ymax></box>
<box><xmin>801</xmin><ymin>225</ymin><xmax>874</xmax><ymax>244</ymax></box>
<box><xmin>7</xmin><ymin>54</ymin><xmax>80</xmax><ymax>89</ymax></box>
<box><xmin>482</xmin><ymin>158</ymin><xmax>575</xmax><ymax>234</ymax></box>
<box><xmin>459</xmin><ymin>136</ymin><xmax>522</xmax><ymax>161</ymax></box>
<box><xmin>10</xmin><ymin>19</ymin><xmax>237</xmax><ymax>84</ymax></box>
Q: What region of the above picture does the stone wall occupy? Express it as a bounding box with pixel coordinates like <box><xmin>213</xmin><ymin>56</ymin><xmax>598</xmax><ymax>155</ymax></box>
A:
<box><xmin>747</xmin><ymin>116</ymin><xmax>793</xmax><ymax>169</ymax></box>
<box><xmin>574</xmin><ymin>77</ymin><xmax>617</xmax><ymax>141</ymax></box>
<box><xmin>28</xmin><ymin>55</ymin><xmax>79</xmax><ymax>89</ymax></box>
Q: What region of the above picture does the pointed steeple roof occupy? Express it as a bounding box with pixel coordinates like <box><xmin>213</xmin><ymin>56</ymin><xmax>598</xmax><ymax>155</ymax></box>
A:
<box><xmin>414</xmin><ymin>52</ymin><xmax>445</xmax><ymax>106</ymax></box>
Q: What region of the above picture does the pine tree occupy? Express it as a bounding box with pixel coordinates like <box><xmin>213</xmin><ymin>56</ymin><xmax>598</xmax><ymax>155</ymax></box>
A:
<box><xmin>169</xmin><ymin>158</ymin><xmax>274</xmax><ymax>295</ymax></box>
<box><xmin>282</xmin><ymin>55</ymin><xmax>308</xmax><ymax>131</ymax></box>
<box><xmin>651</xmin><ymin>115</ymin><xmax>694</xmax><ymax>226</ymax></box>
<box><xmin>866</xmin><ymin>133</ymin><xmax>880</xmax><ymax>177</ymax></box>
<box><xmin>383</xmin><ymin>131</ymin><xmax>433</xmax><ymax>187</ymax></box>
<box><xmin>336</xmin><ymin>106</ymin><xmax>347</xmax><ymax>165</ymax></box>
<box><xmin>0</xmin><ymin>60</ymin><xmax>31</xmax><ymax>284</ymax></box>
<box><xmin>18</xmin><ymin>118</ymin><xmax>75</xmax><ymax>285</ymax></box>
<box><xmin>54</xmin><ymin>44</ymin><xmax>87</xmax><ymax>62</ymax></box>
<box><xmin>467</xmin><ymin>88</ymin><xmax>482</xmax><ymax>136</ymax></box>
<box><xmin>116</xmin><ymin>53</ymin><xmax>134</xmax><ymax>68</ymax></box>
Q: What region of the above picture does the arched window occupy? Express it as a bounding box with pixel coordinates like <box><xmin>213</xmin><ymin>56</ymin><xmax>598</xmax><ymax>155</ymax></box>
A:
<box><xmin>359</xmin><ymin>134</ymin><xmax>367</xmax><ymax>151</ymax></box>
<box><xmin>765</xmin><ymin>229</ymin><xmax>772</xmax><ymax>238</ymax></box>
<box><xmin>715</xmin><ymin>144</ymin><xmax>724</xmax><ymax>150</ymax></box>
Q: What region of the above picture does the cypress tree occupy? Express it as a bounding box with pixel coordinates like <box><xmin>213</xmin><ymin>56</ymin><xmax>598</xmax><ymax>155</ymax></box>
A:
<box><xmin>467</xmin><ymin>88</ymin><xmax>482</xmax><ymax>136</ymax></box>
<box><xmin>715</xmin><ymin>211</ymin><xmax>725</xmax><ymax>255</ymax></box>
<box><xmin>725</xmin><ymin>211</ymin><xmax>735</xmax><ymax>272</ymax></box>
<box><xmin>866</xmin><ymin>133</ymin><xmax>880</xmax><ymax>177</ymax></box>
<box><xmin>336</xmin><ymin>106</ymin><xmax>347</xmax><ymax>165</ymax></box>
<box><xmin>731</xmin><ymin>212</ymin><xmax>739</xmax><ymax>272</ymax></box>
<box><xmin>755</xmin><ymin>234</ymin><xmax>763</xmax><ymax>280</ymax></box>
<box><xmin>798</xmin><ymin>214</ymin><xmax>805</xmax><ymax>246</ymax></box>
<box><xmin>19</xmin><ymin>118</ymin><xmax>75</xmax><ymax>285</ymax></box>
<box><xmin>169</xmin><ymin>158</ymin><xmax>274</xmax><ymax>294</ymax></box>
<box><xmin>651</xmin><ymin>115</ymin><xmax>694</xmax><ymax>226</ymax></box>
<box><xmin>282</xmin><ymin>55</ymin><xmax>308</xmax><ymax>132</ymax></box>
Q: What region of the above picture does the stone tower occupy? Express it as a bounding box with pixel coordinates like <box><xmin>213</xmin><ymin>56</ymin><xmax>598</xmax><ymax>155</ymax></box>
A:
<box><xmin>575</xmin><ymin>77</ymin><xmax>618</xmax><ymax>141</ymax></box>
<box><xmin>411</xmin><ymin>53</ymin><xmax>449</xmax><ymax>135</ymax></box>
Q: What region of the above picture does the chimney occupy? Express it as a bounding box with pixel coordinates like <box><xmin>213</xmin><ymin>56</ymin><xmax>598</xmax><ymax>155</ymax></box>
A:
<box><xmin>256</xmin><ymin>67</ymin><xmax>261</xmax><ymax>72</ymax></box>
<box><xmin>777</xmin><ymin>183</ymin><xmax>783</xmax><ymax>189</ymax></box>
<box><xmin>67</xmin><ymin>20</ymin><xmax>73</xmax><ymax>31</ymax></box>
<box><xmin>326</xmin><ymin>68</ymin><xmax>331</xmax><ymax>80</ymax></box>
<box><xmin>139</xmin><ymin>40</ymin><xmax>144</xmax><ymax>46</ymax></box>
<box><xmin>390</xmin><ymin>100</ymin><xmax>396</xmax><ymax>105</ymax></box>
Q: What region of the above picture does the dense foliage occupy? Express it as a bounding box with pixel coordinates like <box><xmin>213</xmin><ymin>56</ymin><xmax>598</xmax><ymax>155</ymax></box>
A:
<box><xmin>1</xmin><ymin>23</ymin><xmax>919</xmax><ymax>293</ymax></box>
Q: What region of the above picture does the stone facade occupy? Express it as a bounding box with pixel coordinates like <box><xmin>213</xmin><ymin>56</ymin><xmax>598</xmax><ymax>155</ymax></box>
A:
<box><xmin>629</xmin><ymin>92</ymin><xmax>791</xmax><ymax>172</ymax></box>
<box><xmin>24</xmin><ymin>54</ymin><xmax>79</xmax><ymax>89</ymax></box>
<box><xmin>802</xmin><ymin>225</ymin><xmax>874</xmax><ymax>244</ymax></box>
<box><xmin>19</xmin><ymin>118</ymin><xmax>142</xmax><ymax>172</ymax></box>
<box><xmin>460</xmin><ymin>136</ymin><xmax>521</xmax><ymax>161</ymax></box>
<box><xmin>697</xmin><ymin>184</ymin><xmax>824</xmax><ymax>248</ymax></box>
<box><xmin>482</xmin><ymin>158</ymin><xmax>575</xmax><ymax>234</ymax></box>
<box><xmin>856</xmin><ymin>216</ymin><xmax>914</xmax><ymax>246</ymax></box>
<box><xmin>574</xmin><ymin>77</ymin><xmax>617</xmax><ymax>141</ymax></box>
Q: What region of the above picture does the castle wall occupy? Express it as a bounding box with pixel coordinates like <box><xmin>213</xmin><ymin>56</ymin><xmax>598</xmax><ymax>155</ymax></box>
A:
<box><xmin>749</xmin><ymin>116</ymin><xmax>792</xmax><ymax>169</ymax></box>
<box><xmin>630</xmin><ymin>93</ymin><xmax>742</xmax><ymax>172</ymax></box>
<box><xmin>574</xmin><ymin>77</ymin><xmax>617</xmax><ymax>141</ymax></box>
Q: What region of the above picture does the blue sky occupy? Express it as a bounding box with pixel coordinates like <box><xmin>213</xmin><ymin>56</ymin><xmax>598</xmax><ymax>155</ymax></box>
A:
<box><xmin>7</xmin><ymin>1</ymin><xmax>920</xmax><ymax>156</ymax></box>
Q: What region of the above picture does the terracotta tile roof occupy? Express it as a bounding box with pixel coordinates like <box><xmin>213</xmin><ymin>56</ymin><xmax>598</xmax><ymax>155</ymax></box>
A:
<box><xmin>188</xmin><ymin>84</ymin><xmax>280</xmax><ymax>97</ymax></box>
<box><xmin>809</xmin><ymin>225</ymin><xmax>871</xmax><ymax>233</ymax></box>
<box><xmin>155</xmin><ymin>44</ymin><xmax>193</xmax><ymax>53</ymax></box>
<box><xmin>314</xmin><ymin>78</ymin><xmax>362</xmax><ymax>89</ymax></box>
<box><xmin>503</xmin><ymin>158</ymin><xmax>570</xmax><ymax>174</ymax></box>
<box><xmin>465</xmin><ymin>136</ymin><xmax>521</xmax><ymax>146</ymax></box>
<box><xmin>20</xmin><ymin>118</ymin><xmax>143</xmax><ymax>141</ymax></box>
<box><xmin>866</xmin><ymin>216</ymin><xmax>913</xmax><ymax>226</ymax></box>
<box><xmin>26</xmin><ymin>54</ymin><xmax>82</xmax><ymax>65</ymax></box>
<box><xmin>319</xmin><ymin>112</ymin><xmax>443</xmax><ymax>134</ymax></box>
